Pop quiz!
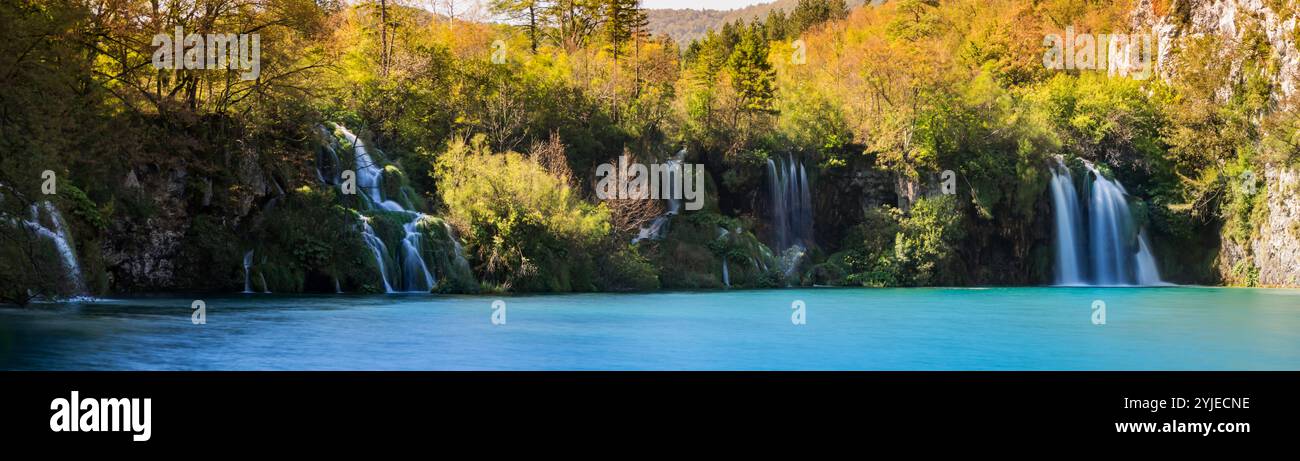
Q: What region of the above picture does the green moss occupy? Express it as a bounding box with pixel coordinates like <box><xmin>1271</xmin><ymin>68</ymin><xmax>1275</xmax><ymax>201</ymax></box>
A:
<box><xmin>252</xmin><ymin>188</ymin><xmax>381</xmax><ymax>293</ymax></box>
<box><xmin>644</xmin><ymin>212</ymin><xmax>782</xmax><ymax>289</ymax></box>
<box><xmin>415</xmin><ymin>216</ymin><xmax>480</xmax><ymax>293</ymax></box>
<box><xmin>596</xmin><ymin>244</ymin><xmax>661</xmax><ymax>291</ymax></box>
<box><xmin>176</xmin><ymin>213</ymin><xmax>243</xmax><ymax>292</ymax></box>
<box><xmin>61</xmin><ymin>183</ymin><xmax>106</xmax><ymax>232</ymax></box>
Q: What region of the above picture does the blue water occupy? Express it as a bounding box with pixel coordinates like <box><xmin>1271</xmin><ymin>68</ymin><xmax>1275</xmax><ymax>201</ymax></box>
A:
<box><xmin>0</xmin><ymin>287</ymin><xmax>1296</xmax><ymax>370</ymax></box>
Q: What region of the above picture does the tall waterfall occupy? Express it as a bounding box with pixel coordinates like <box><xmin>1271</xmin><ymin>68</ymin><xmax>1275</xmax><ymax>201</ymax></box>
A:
<box><xmin>766</xmin><ymin>154</ymin><xmax>813</xmax><ymax>252</ymax></box>
<box><xmin>1048</xmin><ymin>161</ymin><xmax>1086</xmax><ymax>285</ymax></box>
<box><xmin>21</xmin><ymin>202</ymin><xmax>85</xmax><ymax>295</ymax></box>
<box><xmin>1048</xmin><ymin>158</ymin><xmax>1167</xmax><ymax>286</ymax></box>
<box><xmin>335</xmin><ymin>125</ymin><xmax>437</xmax><ymax>293</ymax></box>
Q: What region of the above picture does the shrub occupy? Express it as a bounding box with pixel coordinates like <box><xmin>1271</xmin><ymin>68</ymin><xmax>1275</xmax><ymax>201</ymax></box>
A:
<box><xmin>432</xmin><ymin>135</ymin><xmax>613</xmax><ymax>292</ymax></box>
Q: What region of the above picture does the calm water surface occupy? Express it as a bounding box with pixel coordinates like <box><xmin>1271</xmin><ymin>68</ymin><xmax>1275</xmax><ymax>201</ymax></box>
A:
<box><xmin>0</xmin><ymin>287</ymin><xmax>1296</xmax><ymax>370</ymax></box>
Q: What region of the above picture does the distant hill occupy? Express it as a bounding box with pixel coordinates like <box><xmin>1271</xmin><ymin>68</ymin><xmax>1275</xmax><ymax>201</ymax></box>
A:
<box><xmin>646</xmin><ymin>0</ymin><xmax>866</xmax><ymax>45</ymax></box>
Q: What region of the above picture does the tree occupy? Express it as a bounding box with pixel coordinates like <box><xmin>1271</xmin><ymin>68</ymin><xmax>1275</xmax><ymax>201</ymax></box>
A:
<box><xmin>765</xmin><ymin>9</ymin><xmax>790</xmax><ymax>41</ymax></box>
<box><xmin>791</xmin><ymin>0</ymin><xmax>849</xmax><ymax>36</ymax></box>
<box><xmin>547</xmin><ymin>0</ymin><xmax>604</xmax><ymax>50</ymax></box>
<box><xmin>491</xmin><ymin>0</ymin><xmax>552</xmax><ymax>52</ymax></box>
<box><xmin>602</xmin><ymin>0</ymin><xmax>647</xmax><ymax>121</ymax></box>
<box><xmin>728</xmin><ymin>23</ymin><xmax>776</xmax><ymax>114</ymax></box>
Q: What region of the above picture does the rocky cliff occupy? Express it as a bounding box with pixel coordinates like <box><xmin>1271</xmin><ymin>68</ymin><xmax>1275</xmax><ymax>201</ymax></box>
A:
<box><xmin>1132</xmin><ymin>0</ymin><xmax>1298</xmax><ymax>99</ymax></box>
<box><xmin>1220</xmin><ymin>165</ymin><xmax>1300</xmax><ymax>286</ymax></box>
<box><xmin>1133</xmin><ymin>0</ymin><xmax>1300</xmax><ymax>286</ymax></box>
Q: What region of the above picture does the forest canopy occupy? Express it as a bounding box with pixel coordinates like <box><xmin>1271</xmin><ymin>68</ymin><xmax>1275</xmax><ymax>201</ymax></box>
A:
<box><xmin>1</xmin><ymin>0</ymin><xmax>1298</xmax><ymax>304</ymax></box>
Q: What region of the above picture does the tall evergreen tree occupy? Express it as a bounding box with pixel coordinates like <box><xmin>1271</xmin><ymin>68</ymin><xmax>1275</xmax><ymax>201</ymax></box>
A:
<box><xmin>603</xmin><ymin>0</ymin><xmax>647</xmax><ymax>120</ymax></box>
<box><xmin>729</xmin><ymin>23</ymin><xmax>776</xmax><ymax>113</ymax></box>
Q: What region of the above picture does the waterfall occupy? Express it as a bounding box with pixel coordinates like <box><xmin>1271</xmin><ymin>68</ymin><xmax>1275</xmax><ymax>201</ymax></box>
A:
<box><xmin>721</xmin><ymin>258</ymin><xmax>731</xmax><ymax>288</ymax></box>
<box><xmin>337</xmin><ymin>125</ymin><xmax>403</xmax><ymax>212</ymax></box>
<box><xmin>360</xmin><ymin>219</ymin><xmax>395</xmax><ymax>293</ymax></box>
<box><xmin>765</xmin><ymin>154</ymin><xmax>814</xmax><ymax>252</ymax></box>
<box><xmin>333</xmin><ymin>124</ymin><xmax>439</xmax><ymax>293</ymax></box>
<box><xmin>632</xmin><ymin>149</ymin><xmax>686</xmax><ymax>244</ymax></box>
<box><xmin>1048</xmin><ymin>158</ymin><xmax>1167</xmax><ymax>286</ymax></box>
<box><xmin>400</xmin><ymin>217</ymin><xmax>436</xmax><ymax>292</ymax></box>
<box><xmin>1135</xmin><ymin>230</ymin><xmax>1165</xmax><ymax>286</ymax></box>
<box><xmin>1048</xmin><ymin>160</ymin><xmax>1086</xmax><ymax>285</ymax></box>
<box><xmin>242</xmin><ymin>250</ymin><xmax>254</xmax><ymax>294</ymax></box>
<box><xmin>632</xmin><ymin>216</ymin><xmax>670</xmax><ymax>244</ymax></box>
<box><xmin>21</xmin><ymin>202</ymin><xmax>85</xmax><ymax>295</ymax></box>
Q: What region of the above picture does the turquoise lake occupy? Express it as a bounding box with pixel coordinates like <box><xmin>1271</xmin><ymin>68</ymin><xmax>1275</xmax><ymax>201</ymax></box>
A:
<box><xmin>1</xmin><ymin>287</ymin><xmax>1297</xmax><ymax>370</ymax></box>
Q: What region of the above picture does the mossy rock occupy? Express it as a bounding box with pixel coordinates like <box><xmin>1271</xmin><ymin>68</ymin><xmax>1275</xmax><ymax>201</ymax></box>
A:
<box><xmin>415</xmin><ymin>216</ymin><xmax>479</xmax><ymax>293</ymax></box>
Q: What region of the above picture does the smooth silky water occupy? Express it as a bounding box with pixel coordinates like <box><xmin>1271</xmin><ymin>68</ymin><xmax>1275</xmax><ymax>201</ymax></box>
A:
<box><xmin>1</xmin><ymin>287</ymin><xmax>1296</xmax><ymax>370</ymax></box>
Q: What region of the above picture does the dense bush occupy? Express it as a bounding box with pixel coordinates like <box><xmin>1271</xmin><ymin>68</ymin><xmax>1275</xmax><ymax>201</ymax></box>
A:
<box><xmin>432</xmin><ymin>135</ymin><xmax>616</xmax><ymax>292</ymax></box>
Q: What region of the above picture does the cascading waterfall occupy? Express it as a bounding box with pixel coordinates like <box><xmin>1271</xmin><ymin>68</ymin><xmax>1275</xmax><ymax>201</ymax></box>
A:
<box><xmin>1048</xmin><ymin>158</ymin><xmax>1167</xmax><ymax>286</ymax></box>
<box><xmin>333</xmin><ymin>124</ymin><xmax>438</xmax><ymax>293</ymax></box>
<box><xmin>20</xmin><ymin>202</ymin><xmax>85</xmax><ymax>295</ymax></box>
<box><xmin>765</xmin><ymin>154</ymin><xmax>813</xmax><ymax>253</ymax></box>
<box><xmin>359</xmin><ymin>219</ymin><xmax>395</xmax><ymax>293</ymax></box>
<box><xmin>400</xmin><ymin>217</ymin><xmax>436</xmax><ymax>292</ymax></box>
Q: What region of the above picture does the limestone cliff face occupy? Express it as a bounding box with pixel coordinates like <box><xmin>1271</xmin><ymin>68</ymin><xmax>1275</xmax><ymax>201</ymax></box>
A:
<box><xmin>1132</xmin><ymin>0</ymin><xmax>1300</xmax><ymax>286</ymax></box>
<box><xmin>1217</xmin><ymin>166</ymin><xmax>1300</xmax><ymax>287</ymax></box>
<box><xmin>1254</xmin><ymin>166</ymin><xmax>1300</xmax><ymax>286</ymax></box>
<box><xmin>1131</xmin><ymin>0</ymin><xmax>1299</xmax><ymax>99</ymax></box>
<box><xmin>101</xmin><ymin>145</ymin><xmax>275</xmax><ymax>292</ymax></box>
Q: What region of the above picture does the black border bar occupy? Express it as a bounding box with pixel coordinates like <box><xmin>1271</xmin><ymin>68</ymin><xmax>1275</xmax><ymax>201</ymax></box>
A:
<box><xmin>1</xmin><ymin>372</ymin><xmax>1293</xmax><ymax>448</ymax></box>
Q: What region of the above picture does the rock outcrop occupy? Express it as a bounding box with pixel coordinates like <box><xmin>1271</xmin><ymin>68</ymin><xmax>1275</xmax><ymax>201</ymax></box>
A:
<box><xmin>1253</xmin><ymin>165</ymin><xmax>1300</xmax><ymax>286</ymax></box>
<box><xmin>1133</xmin><ymin>1</ymin><xmax>1300</xmax><ymax>286</ymax></box>
<box><xmin>1131</xmin><ymin>0</ymin><xmax>1299</xmax><ymax>100</ymax></box>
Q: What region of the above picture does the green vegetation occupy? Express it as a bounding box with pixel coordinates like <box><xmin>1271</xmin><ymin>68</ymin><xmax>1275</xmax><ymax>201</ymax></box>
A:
<box><xmin>2</xmin><ymin>0</ymin><xmax>1298</xmax><ymax>303</ymax></box>
<box><xmin>433</xmin><ymin>135</ymin><xmax>620</xmax><ymax>292</ymax></box>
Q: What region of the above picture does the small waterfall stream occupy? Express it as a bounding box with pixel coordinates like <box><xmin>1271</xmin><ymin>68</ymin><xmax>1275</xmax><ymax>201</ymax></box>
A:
<box><xmin>242</xmin><ymin>250</ymin><xmax>254</xmax><ymax>293</ymax></box>
<box><xmin>20</xmin><ymin>202</ymin><xmax>86</xmax><ymax>296</ymax></box>
<box><xmin>722</xmin><ymin>258</ymin><xmax>731</xmax><ymax>288</ymax></box>
<box><xmin>1048</xmin><ymin>158</ymin><xmax>1167</xmax><ymax>286</ymax></box>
